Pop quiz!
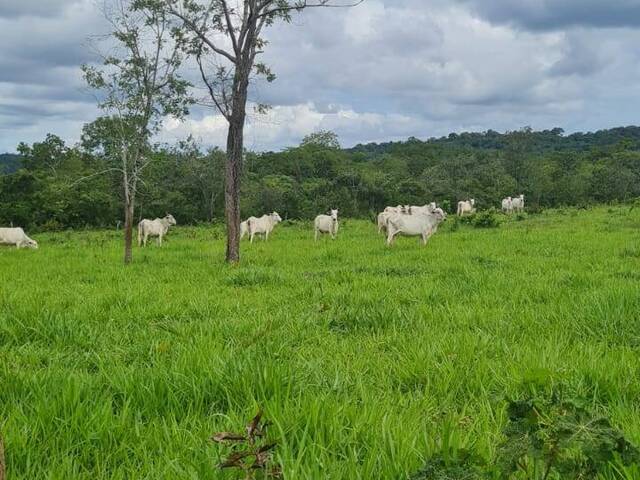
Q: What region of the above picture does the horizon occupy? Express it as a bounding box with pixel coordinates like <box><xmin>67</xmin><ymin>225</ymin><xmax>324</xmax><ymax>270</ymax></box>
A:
<box><xmin>3</xmin><ymin>123</ymin><xmax>640</xmax><ymax>156</ymax></box>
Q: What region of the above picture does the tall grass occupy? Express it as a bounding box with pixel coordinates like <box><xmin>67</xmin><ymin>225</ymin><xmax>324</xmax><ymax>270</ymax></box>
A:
<box><xmin>1</xmin><ymin>206</ymin><xmax>639</xmax><ymax>478</ymax></box>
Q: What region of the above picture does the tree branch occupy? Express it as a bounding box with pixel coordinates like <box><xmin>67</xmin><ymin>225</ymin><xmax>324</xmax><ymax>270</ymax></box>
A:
<box><xmin>166</xmin><ymin>6</ymin><xmax>238</xmax><ymax>64</ymax></box>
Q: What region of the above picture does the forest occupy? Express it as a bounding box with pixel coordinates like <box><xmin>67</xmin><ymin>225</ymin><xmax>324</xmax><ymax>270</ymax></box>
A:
<box><xmin>1</xmin><ymin>125</ymin><xmax>640</xmax><ymax>230</ymax></box>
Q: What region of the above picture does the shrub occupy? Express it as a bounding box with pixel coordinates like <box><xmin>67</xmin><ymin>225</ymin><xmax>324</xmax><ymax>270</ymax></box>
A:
<box><xmin>411</xmin><ymin>391</ymin><xmax>640</xmax><ymax>480</ymax></box>
<box><xmin>471</xmin><ymin>209</ymin><xmax>501</xmax><ymax>229</ymax></box>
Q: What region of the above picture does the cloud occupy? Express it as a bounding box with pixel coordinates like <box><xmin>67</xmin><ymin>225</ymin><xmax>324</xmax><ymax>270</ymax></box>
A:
<box><xmin>2</xmin><ymin>0</ymin><xmax>640</xmax><ymax>153</ymax></box>
<box><xmin>0</xmin><ymin>0</ymin><xmax>81</xmax><ymax>18</ymax></box>
<box><xmin>453</xmin><ymin>0</ymin><xmax>640</xmax><ymax>31</ymax></box>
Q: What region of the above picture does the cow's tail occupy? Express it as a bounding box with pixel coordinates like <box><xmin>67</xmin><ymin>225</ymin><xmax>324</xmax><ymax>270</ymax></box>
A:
<box><xmin>137</xmin><ymin>221</ymin><xmax>143</xmax><ymax>246</ymax></box>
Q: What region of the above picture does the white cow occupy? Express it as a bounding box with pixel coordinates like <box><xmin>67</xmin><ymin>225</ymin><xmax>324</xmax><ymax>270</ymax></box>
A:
<box><xmin>378</xmin><ymin>205</ymin><xmax>414</xmax><ymax>234</ymax></box>
<box><xmin>137</xmin><ymin>214</ymin><xmax>176</xmax><ymax>247</ymax></box>
<box><xmin>501</xmin><ymin>197</ymin><xmax>513</xmax><ymax>214</ymax></box>
<box><xmin>0</xmin><ymin>227</ymin><xmax>38</xmax><ymax>249</ymax></box>
<box><xmin>377</xmin><ymin>211</ymin><xmax>392</xmax><ymax>234</ymax></box>
<box><xmin>410</xmin><ymin>202</ymin><xmax>437</xmax><ymax>215</ymax></box>
<box><xmin>240</xmin><ymin>219</ymin><xmax>253</xmax><ymax>240</ymax></box>
<box><xmin>386</xmin><ymin>209</ymin><xmax>446</xmax><ymax>246</ymax></box>
<box><xmin>247</xmin><ymin>212</ymin><xmax>282</xmax><ymax>243</ymax></box>
<box><xmin>457</xmin><ymin>199</ymin><xmax>476</xmax><ymax>216</ymax></box>
<box><xmin>314</xmin><ymin>209</ymin><xmax>339</xmax><ymax>241</ymax></box>
<box><xmin>511</xmin><ymin>194</ymin><xmax>525</xmax><ymax>213</ymax></box>
<box><xmin>384</xmin><ymin>205</ymin><xmax>411</xmax><ymax>214</ymax></box>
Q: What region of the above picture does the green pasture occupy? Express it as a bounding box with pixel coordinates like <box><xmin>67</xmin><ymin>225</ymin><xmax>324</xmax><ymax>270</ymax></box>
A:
<box><xmin>1</xmin><ymin>206</ymin><xmax>640</xmax><ymax>478</ymax></box>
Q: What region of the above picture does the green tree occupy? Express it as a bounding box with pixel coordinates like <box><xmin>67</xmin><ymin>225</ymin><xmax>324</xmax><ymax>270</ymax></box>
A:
<box><xmin>82</xmin><ymin>0</ymin><xmax>192</xmax><ymax>264</ymax></box>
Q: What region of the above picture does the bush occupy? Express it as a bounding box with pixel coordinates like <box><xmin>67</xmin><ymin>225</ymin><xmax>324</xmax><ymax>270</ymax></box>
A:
<box><xmin>411</xmin><ymin>391</ymin><xmax>640</xmax><ymax>480</ymax></box>
<box><xmin>471</xmin><ymin>209</ymin><xmax>501</xmax><ymax>229</ymax></box>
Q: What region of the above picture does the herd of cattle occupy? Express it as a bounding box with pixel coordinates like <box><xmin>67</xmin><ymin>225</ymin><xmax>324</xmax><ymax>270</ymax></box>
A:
<box><xmin>0</xmin><ymin>195</ymin><xmax>525</xmax><ymax>250</ymax></box>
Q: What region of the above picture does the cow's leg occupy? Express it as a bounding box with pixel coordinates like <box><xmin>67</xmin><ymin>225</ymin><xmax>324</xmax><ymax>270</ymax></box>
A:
<box><xmin>158</xmin><ymin>234</ymin><xmax>162</xmax><ymax>246</ymax></box>
<box><xmin>386</xmin><ymin>230</ymin><xmax>395</xmax><ymax>246</ymax></box>
<box><xmin>250</xmin><ymin>233</ymin><xmax>255</xmax><ymax>244</ymax></box>
<box><xmin>315</xmin><ymin>229</ymin><xmax>319</xmax><ymax>242</ymax></box>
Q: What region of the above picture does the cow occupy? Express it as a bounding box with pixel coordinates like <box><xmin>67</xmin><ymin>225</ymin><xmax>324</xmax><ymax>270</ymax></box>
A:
<box><xmin>511</xmin><ymin>194</ymin><xmax>525</xmax><ymax>213</ymax></box>
<box><xmin>240</xmin><ymin>219</ymin><xmax>253</xmax><ymax>240</ymax></box>
<box><xmin>247</xmin><ymin>212</ymin><xmax>282</xmax><ymax>243</ymax></box>
<box><xmin>0</xmin><ymin>227</ymin><xmax>38</xmax><ymax>249</ymax></box>
<box><xmin>314</xmin><ymin>209</ymin><xmax>339</xmax><ymax>241</ymax></box>
<box><xmin>378</xmin><ymin>205</ymin><xmax>414</xmax><ymax>234</ymax></box>
<box><xmin>501</xmin><ymin>197</ymin><xmax>513</xmax><ymax>214</ymax></box>
<box><xmin>137</xmin><ymin>214</ymin><xmax>176</xmax><ymax>247</ymax></box>
<box><xmin>377</xmin><ymin>211</ymin><xmax>392</xmax><ymax>234</ymax></box>
<box><xmin>410</xmin><ymin>202</ymin><xmax>437</xmax><ymax>215</ymax></box>
<box><xmin>457</xmin><ymin>199</ymin><xmax>476</xmax><ymax>216</ymax></box>
<box><xmin>386</xmin><ymin>209</ymin><xmax>446</xmax><ymax>246</ymax></box>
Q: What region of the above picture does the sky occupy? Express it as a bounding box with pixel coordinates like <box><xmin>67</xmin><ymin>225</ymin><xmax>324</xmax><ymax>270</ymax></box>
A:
<box><xmin>1</xmin><ymin>0</ymin><xmax>640</xmax><ymax>153</ymax></box>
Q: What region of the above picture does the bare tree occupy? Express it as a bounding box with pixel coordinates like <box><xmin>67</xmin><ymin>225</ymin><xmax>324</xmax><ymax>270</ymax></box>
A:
<box><xmin>83</xmin><ymin>0</ymin><xmax>192</xmax><ymax>264</ymax></box>
<box><xmin>145</xmin><ymin>0</ymin><xmax>363</xmax><ymax>263</ymax></box>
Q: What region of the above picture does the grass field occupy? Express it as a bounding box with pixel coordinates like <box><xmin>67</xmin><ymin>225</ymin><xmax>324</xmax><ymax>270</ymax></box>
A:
<box><xmin>1</xmin><ymin>206</ymin><xmax>640</xmax><ymax>479</ymax></box>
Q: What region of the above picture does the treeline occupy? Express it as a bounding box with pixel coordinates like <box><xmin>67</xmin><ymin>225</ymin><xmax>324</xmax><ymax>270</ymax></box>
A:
<box><xmin>1</xmin><ymin>126</ymin><xmax>640</xmax><ymax>230</ymax></box>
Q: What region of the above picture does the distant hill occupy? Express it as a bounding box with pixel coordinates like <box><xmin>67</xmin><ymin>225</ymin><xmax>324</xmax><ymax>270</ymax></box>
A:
<box><xmin>349</xmin><ymin>126</ymin><xmax>640</xmax><ymax>157</ymax></box>
<box><xmin>0</xmin><ymin>153</ymin><xmax>21</xmax><ymax>174</ymax></box>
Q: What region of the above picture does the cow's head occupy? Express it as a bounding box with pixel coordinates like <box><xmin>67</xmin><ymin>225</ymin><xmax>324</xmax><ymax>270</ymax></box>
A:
<box><xmin>434</xmin><ymin>208</ymin><xmax>447</xmax><ymax>222</ymax></box>
<box><xmin>470</xmin><ymin>199</ymin><xmax>476</xmax><ymax>205</ymax></box>
<box><xmin>27</xmin><ymin>238</ymin><xmax>38</xmax><ymax>249</ymax></box>
<box><xmin>330</xmin><ymin>209</ymin><xmax>339</xmax><ymax>221</ymax></box>
<box><xmin>271</xmin><ymin>212</ymin><xmax>282</xmax><ymax>223</ymax></box>
<box><xmin>165</xmin><ymin>214</ymin><xmax>177</xmax><ymax>226</ymax></box>
<box><xmin>519</xmin><ymin>194</ymin><xmax>525</xmax><ymax>200</ymax></box>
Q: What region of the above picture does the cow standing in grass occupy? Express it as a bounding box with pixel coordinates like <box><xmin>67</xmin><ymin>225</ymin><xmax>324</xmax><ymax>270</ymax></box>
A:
<box><xmin>240</xmin><ymin>218</ymin><xmax>255</xmax><ymax>240</ymax></box>
<box><xmin>457</xmin><ymin>199</ymin><xmax>476</xmax><ymax>216</ymax></box>
<box><xmin>410</xmin><ymin>202</ymin><xmax>437</xmax><ymax>215</ymax></box>
<box><xmin>386</xmin><ymin>209</ymin><xmax>446</xmax><ymax>246</ymax></box>
<box><xmin>378</xmin><ymin>206</ymin><xmax>411</xmax><ymax>234</ymax></box>
<box><xmin>137</xmin><ymin>214</ymin><xmax>176</xmax><ymax>247</ymax></box>
<box><xmin>511</xmin><ymin>194</ymin><xmax>525</xmax><ymax>213</ymax></box>
<box><xmin>502</xmin><ymin>197</ymin><xmax>513</xmax><ymax>214</ymax></box>
<box><xmin>314</xmin><ymin>209</ymin><xmax>339</xmax><ymax>241</ymax></box>
<box><xmin>0</xmin><ymin>228</ymin><xmax>38</xmax><ymax>249</ymax></box>
<box><xmin>247</xmin><ymin>212</ymin><xmax>282</xmax><ymax>243</ymax></box>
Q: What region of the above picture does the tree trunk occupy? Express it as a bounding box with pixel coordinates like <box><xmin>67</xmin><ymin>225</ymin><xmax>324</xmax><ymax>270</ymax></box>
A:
<box><xmin>123</xmin><ymin>200</ymin><xmax>134</xmax><ymax>265</ymax></box>
<box><xmin>225</xmin><ymin>118</ymin><xmax>243</xmax><ymax>263</ymax></box>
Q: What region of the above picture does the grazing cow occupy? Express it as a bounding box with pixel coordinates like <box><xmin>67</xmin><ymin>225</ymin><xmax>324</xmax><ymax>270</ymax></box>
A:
<box><xmin>501</xmin><ymin>197</ymin><xmax>513</xmax><ymax>214</ymax></box>
<box><xmin>386</xmin><ymin>209</ymin><xmax>446</xmax><ymax>246</ymax></box>
<box><xmin>247</xmin><ymin>212</ymin><xmax>282</xmax><ymax>243</ymax></box>
<box><xmin>0</xmin><ymin>227</ymin><xmax>38</xmax><ymax>249</ymax></box>
<box><xmin>314</xmin><ymin>209</ymin><xmax>339</xmax><ymax>241</ymax></box>
<box><xmin>137</xmin><ymin>214</ymin><xmax>176</xmax><ymax>247</ymax></box>
<box><xmin>457</xmin><ymin>199</ymin><xmax>476</xmax><ymax>216</ymax></box>
<box><xmin>511</xmin><ymin>194</ymin><xmax>525</xmax><ymax>213</ymax></box>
